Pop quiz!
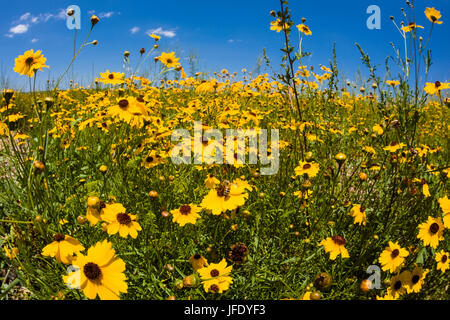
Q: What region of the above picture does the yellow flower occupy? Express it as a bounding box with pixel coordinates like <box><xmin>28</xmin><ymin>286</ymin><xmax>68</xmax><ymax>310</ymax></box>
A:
<box><xmin>201</xmin><ymin>180</ymin><xmax>248</xmax><ymax>215</ymax></box>
<box><xmin>376</xmin><ymin>293</ymin><xmax>397</xmax><ymax>300</ymax></box>
<box><xmin>204</xmin><ymin>174</ymin><xmax>220</xmax><ymax>189</ymax></box>
<box><xmin>401</xmin><ymin>23</ymin><xmax>424</xmax><ymax>33</ymax></box>
<box><xmin>42</xmin><ymin>234</ymin><xmax>85</xmax><ymax>265</ymax></box>
<box><xmin>108</xmin><ymin>96</ymin><xmax>148</xmax><ymax>123</ymax></box>
<box><xmin>417</xmin><ymin>216</ymin><xmax>444</xmax><ymax>249</ymax></box>
<box><xmin>438</xmin><ymin>196</ymin><xmax>450</xmax><ymax>228</ymax></box>
<box><xmin>319</xmin><ymin>236</ymin><xmax>350</xmax><ymax>260</ymax></box>
<box><xmin>425</xmin><ymin>7</ymin><xmax>443</xmax><ymax>24</ymax></box>
<box><xmin>424</xmin><ymin>81</ymin><xmax>450</xmax><ymax>95</ymax></box>
<box><xmin>4</xmin><ymin>246</ymin><xmax>19</xmax><ymax>259</ymax></box>
<box><xmin>157</xmin><ymin>52</ymin><xmax>180</xmax><ymax>69</ymax></box>
<box><xmin>149</xmin><ymin>33</ymin><xmax>161</xmax><ymax>41</ymax></box>
<box><xmin>197</xmin><ymin>259</ymin><xmax>233</xmax><ymax>293</ymax></box>
<box><xmin>301</xmin><ymin>291</ymin><xmax>312</xmax><ymax>300</ymax></box>
<box><xmin>14</xmin><ymin>49</ymin><xmax>49</xmax><ymax>77</ymax></box>
<box><xmin>435</xmin><ymin>250</ymin><xmax>449</xmax><ymax>273</ymax></box>
<box><xmin>294</xmin><ymin>161</ymin><xmax>320</xmax><ymax>178</ymax></box>
<box><xmin>270</xmin><ymin>19</ymin><xmax>288</xmax><ymax>32</ymax></box>
<box><xmin>97</xmin><ymin>70</ymin><xmax>125</xmax><ymax>85</ymax></box>
<box><xmin>378</xmin><ymin>241</ymin><xmax>409</xmax><ymax>273</ymax></box>
<box><xmin>387</xmin><ymin>271</ymin><xmax>410</xmax><ymax>299</ymax></box>
<box><xmin>383</xmin><ymin>142</ymin><xmax>405</xmax><ymax>153</ymax></box>
<box><xmin>372</xmin><ymin>124</ymin><xmax>383</xmax><ymax>135</ymax></box>
<box><xmin>101</xmin><ymin>203</ymin><xmax>142</xmax><ymax>239</ymax></box>
<box><xmin>296</xmin><ymin>24</ymin><xmax>312</xmax><ymax>35</ymax></box>
<box><xmin>171</xmin><ymin>204</ymin><xmax>202</xmax><ymax>227</ymax></box>
<box><xmin>422</xmin><ymin>183</ymin><xmax>431</xmax><ymax>198</ymax></box>
<box><xmin>189</xmin><ymin>254</ymin><xmax>209</xmax><ymax>271</ymax></box>
<box><xmin>63</xmin><ymin>240</ymin><xmax>127</xmax><ymax>300</ymax></box>
<box><xmin>386</xmin><ymin>80</ymin><xmax>400</xmax><ymax>87</ymax></box>
<box><xmin>349</xmin><ymin>204</ymin><xmax>367</xmax><ymax>226</ymax></box>
<box><xmin>405</xmin><ymin>266</ymin><xmax>429</xmax><ymax>293</ymax></box>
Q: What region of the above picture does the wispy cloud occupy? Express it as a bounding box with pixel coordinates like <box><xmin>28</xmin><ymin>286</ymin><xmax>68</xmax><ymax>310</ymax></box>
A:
<box><xmin>6</xmin><ymin>24</ymin><xmax>29</xmax><ymax>38</ymax></box>
<box><xmin>88</xmin><ymin>10</ymin><xmax>121</xmax><ymax>19</ymax></box>
<box><xmin>31</xmin><ymin>38</ymin><xmax>39</xmax><ymax>43</ymax></box>
<box><xmin>130</xmin><ymin>26</ymin><xmax>140</xmax><ymax>34</ymax></box>
<box><xmin>7</xmin><ymin>9</ymin><xmax>66</xmax><ymax>38</ymax></box>
<box><xmin>227</xmin><ymin>39</ymin><xmax>242</xmax><ymax>43</ymax></box>
<box><xmin>147</xmin><ymin>27</ymin><xmax>176</xmax><ymax>38</ymax></box>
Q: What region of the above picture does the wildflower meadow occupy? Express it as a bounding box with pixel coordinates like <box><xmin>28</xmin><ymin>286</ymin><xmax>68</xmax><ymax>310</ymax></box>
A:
<box><xmin>0</xmin><ymin>1</ymin><xmax>449</xmax><ymax>301</ymax></box>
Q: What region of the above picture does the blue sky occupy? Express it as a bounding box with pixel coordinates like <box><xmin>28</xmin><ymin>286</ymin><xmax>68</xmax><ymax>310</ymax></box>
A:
<box><xmin>1</xmin><ymin>0</ymin><xmax>449</xmax><ymax>90</ymax></box>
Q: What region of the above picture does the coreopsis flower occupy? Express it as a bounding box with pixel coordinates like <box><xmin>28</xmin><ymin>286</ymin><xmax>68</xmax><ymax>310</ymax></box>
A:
<box><xmin>386</xmin><ymin>80</ymin><xmax>400</xmax><ymax>87</ymax></box>
<box><xmin>319</xmin><ymin>236</ymin><xmax>350</xmax><ymax>260</ymax></box>
<box><xmin>401</xmin><ymin>23</ymin><xmax>424</xmax><ymax>33</ymax></box>
<box><xmin>189</xmin><ymin>254</ymin><xmax>208</xmax><ymax>270</ymax></box>
<box><xmin>296</xmin><ymin>24</ymin><xmax>312</xmax><ymax>35</ymax></box>
<box><xmin>376</xmin><ymin>293</ymin><xmax>397</xmax><ymax>300</ymax></box>
<box><xmin>301</xmin><ymin>292</ymin><xmax>312</xmax><ymax>300</ymax></box>
<box><xmin>438</xmin><ymin>196</ymin><xmax>450</xmax><ymax>228</ymax></box>
<box><xmin>141</xmin><ymin>151</ymin><xmax>164</xmax><ymax>169</ymax></box>
<box><xmin>417</xmin><ymin>216</ymin><xmax>444</xmax><ymax>248</ymax></box>
<box><xmin>228</xmin><ymin>243</ymin><xmax>248</xmax><ymax>265</ymax></box>
<box><xmin>42</xmin><ymin>234</ymin><xmax>85</xmax><ymax>264</ymax></box>
<box><xmin>157</xmin><ymin>52</ymin><xmax>180</xmax><ymax>69</ymax></box>
<box><xmin>425</xmin><ymin>7</ymin><xmax>443</xmax><ymax>24</ymax></box>
<box><xmin>378</xmin><ymin>241</ymin><xmax>409</xmax><ymax>273</ymax></box>
<box><xmin>101</xmin><ymin>203</ymin><xmax>142</xmax><ymax>239</ymax></box>
<box><xmin>424</xmin><ymin>81</ymin><xmax>450</xmax><ymax>95</ymax></box>
<box><xmin>108</xmin><ymin>96</ymin><xmax>148</xmax><ymax>123</ymax></box>
<box><xmin>270</xmin><ymin>19</ymin><xmax>288</xmax><ymax>32</ymax></box>
<box><xmin>63</xmin><ymin>240</ymin><xmax>127</xmax><ymax>300</ymax></box>
<box><xmin>372</xmin><ymin>124</ymin><xmax>383</xmax><ymax>135</ymax></box>
<box><xmin>86</xmin><ymin>196</ymin><xmax>103</xmax><ymax>226</ymax></box>
<box><xmin>149</xmin><ymin>33</ymin><xmax>161</xmax><ymax>41</ymax></box>
<box><xmin>198</xmin><ymin>259</ymin><xmax>233</xmax><ymax>293</ymax></box>
<box><xmin>97</xmin><ymin>70</ymin><xmax>125</xmax><ymax>85</ymax></box>
<box><xmin>387</xmin><ymin>271</ymin><xmax>410</xmax><ymax>299</ymax></box>
<box><xmin>204</xmin><ymin>174</ymin><xmax>220</xmax><ymax>189</ymax></box>
<box><xmin>422</xmin><ymin>183</ymin><xmax>431</xmax><ymax>198</ymax></box>
<box><xmin>383</xmin><ymin>142</ymin><xmax>406</xmax><ymax>153</ymax></box>
<box><xmin>405</xmin><ymin>267</ymin><xmax>429</xmax><ymax>293</ymax></box>
<box><xmin>294</xmin><ymin>161</ymin><xmax>320</xmax><ymax>178</ymax></box>
<box><xmin>349</xmin><ymin>204</ymin><xmax>367</xmax><ymax>226</ymax></box>
<box><xmin>4</xmin><ymin>247</ymin><xmax>19</xmax><ymax>259</ymax></box>
<box><xmin>14</xmin><ymin>49</ymin><xmax>49</xmax><ymax>77</ymax></box>
<box><xmin>201</xmin><ymin>180</ymin><xmax>248</xmax><ymax>215</ymax></box>
<box><xmin>170</xmin><ymin>204</ymin><xmax>202</xmax><ymax>227</ymax></box>
<box><xmin>435</xmin><ymin>250</ymin><xmax>449</xmax><ymax>273</ymax></box>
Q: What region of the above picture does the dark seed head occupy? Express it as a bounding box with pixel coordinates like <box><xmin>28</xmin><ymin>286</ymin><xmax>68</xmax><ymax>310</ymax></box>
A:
<box><xmin>391</xmin><ymin>249</ymin><xmax>400</xmax><ymax>258</ymax></box>
<box><xmin>108</xmin><ymin>74</ymin><xmax>114</xmax><ymax>79</ymax></box>
<box><xmin>210</xmin><ymin>269</ymin><xmax>220</xmax><ymax>277</ymax></box>
<box><xmin>210</xmin><ymin>284</ymin><xmax>219</xmax><ymax>293</ymax></box>
<box><xmin>332</xmin><ymin>235</ymin><xmax>346</xmax><ymax>246</ymax></box>
<box><xmin>53</xmin><ymin>233</ymin><xmax>65</xmax><ymax>242</ymax></box>
<box><xmin>179</xmin><ymin>205</ymin><xmax>191</xmax><ymax>215</ymax></box>
<box><xmin>83</xmin><ymin>262</ymin><xmax>102</xmax><ymax>280</ymax></box>
<box><xmin>441</xmin><ymin>255</ymin><xmax>448</xmax><ymax>263</ymax></box>
<box><xmin>116</xmin><ymin>213</ymin><xmax>131</xmax><ymax>225</ymax></box>
<box><xmin>118</xmin><ymin>99</ymin><xmax>129</xmax><ymax>110</ymax></box>
<box><xmin>25</xmin><ymin>57</ymin><xmax>34</xmax><ymax>66</ymax></box>
<box><xmin>303</xmin><ymin>163</ymin><xmax>312</xmax><ymax>170</ymax></box>
<box><xmin>394</xmin><ymin>280</ymin><xmax>402</xmax><ymax>291</ymax></box>
<box><xmin>411</xmin><ymin>275</ymin><xmax>420</xmax><ymax>284</ymax></box>
<box><xmin>429</xmin><ymin>223</ymin><xmax>439</xmax><ymax>234</ymax></box>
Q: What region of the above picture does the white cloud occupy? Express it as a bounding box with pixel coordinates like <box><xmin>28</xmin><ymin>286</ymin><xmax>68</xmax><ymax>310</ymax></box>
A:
<box><xmin>31</xmin><ymin>38</ymin><xmax>39</xmax><ymax>43</ymax></box>
<box><xmin>99</xmin><ymin>11</ymin><xmax>120</xmax><ymax>19</ymax></box>
<box><xmin>147</xmin><ymin>27</ymin><xmax>176</xmax><ymax>38</ymax></box>
<box><xmin>130</xmin><ymin>27</ymin><xmax>140</xmax><ymax>34</ymax></box>
<box><xmin>9</xmin><ymin>24</ymin><xmax>29</xmax><ymax>35</ymax></box>
<box><xmin>19</xmin><ymin>13</ymin><xmax>31</xmax><ymax>21</ymax></box>
<box><xmin>228</xmin><ymin>39</ymin><xmax>242</xmax><ymax>43</ymax></box>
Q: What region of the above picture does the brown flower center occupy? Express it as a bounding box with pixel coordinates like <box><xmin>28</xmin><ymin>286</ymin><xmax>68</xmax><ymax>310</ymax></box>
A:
<box><xmin>393</xmin><ymin>280</ymin><xmax>402</xmax><ymax>291</ymax></box>
<box><xmin>83</xmin><ymin>262</ymin><xmax>102</xmax><ymax>280</ymax></box>
<box><xmin>166</xmin><ymin>59</ymin><xmax>173</xmax><ymax>64</ymax></box>
<box><xmin>25</xmin><ymin>57</ymin><xmax>34</xmax><ymax>66</ymax></box>
<box><xmin>108</xmin><ymin>74</ymin><xmax>114</xmax><ymax>79</ymax></box>
<box><xmin>430</xmin><ymin>15</ymin><xmax>437</xmax><ymax>22</ymax></box>
<box><xmin>116</xmin><ymin>212</ymin><xmax>131</xmax><ymax>225</ymax></box>
<box><xmin>429</xmin><ymin>223</ymin><xmax>439</xmax><ymax>234</ymax></box>
<box><xmin>210</xmin><ymin>269</ymin><xmax>220</xmax><ymax>277</ymax></box>
<box><xmin>146</xmin><ymin>156</ymin><xmax>154</xmax><ymax>163</ymax></box>
<box><xmin>390</xmin><ymin>142</ymin><xmax>398</xmax><ymax>146</ymax></box>
<box><xmin>441</xmin><ymin>255</ymin><xmax>448</xmax><ymax>263</ymax></box>
<box><xmin>391</xmin><ymin>249</ymin><xmax>400</xmax><ymax>258</ymax></box>
<box><xmin>360</xmin><ymin>206</ymin><xmax>365</xmax><ymax>212</ymax></box>
<box><xmin>180</xmin><ymin>205</ymin><xmax>191</xmax><ymax>215</ymax></box>
<box><xmin>411</xmin><ymin>275</ymin><xmax>420</xmax><ymax>284</ymax></box>
<box><xmin>193</xmin><ymin>254</ymin><xmax>201</xmax><ymax>260</ymax></box>
<box><xmin>53</xmin><ymin>233</ymin><xmax>65</xmax><ymax>242</ymax></box>
<box><xmin>303</xmin><ymin>163</ymin><xmax>311</xmax><ymax>170</ymax></box>
<box><xmin>210</xmin><ymin>284</ymin><xmax>219</xmax><ymax>293</ymax></box>
<box><xmin>331</xmin><ymin>235</ymin><xmax>346</xmax><ymax>246</ymax></box>
<box><xmin>99</xmin><ymin>201</ymin><xmax>106</xmax><ymax>210</ymax></box>
<box><xmin>435</xmin><ymin>81</ymin><xmax>441</xmax><ymax>88</ymax></box>
<box><xmin>118</xmin><ymin>99</ymin><xmax>129</xmax><ymax>110</ymax></box>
